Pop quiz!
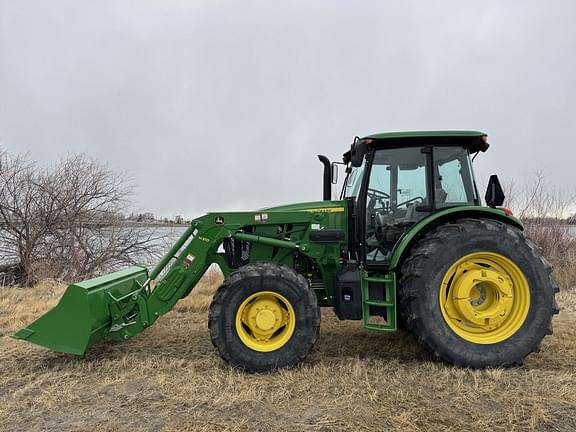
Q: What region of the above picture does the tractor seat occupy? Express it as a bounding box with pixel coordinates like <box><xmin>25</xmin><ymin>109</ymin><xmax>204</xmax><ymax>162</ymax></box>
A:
<box><xmin>435</xmin><ymin>188</ymin><xmax>448</xmax><ymax>204</ymax></box>
<box><xmin>404</xmin><ymin>188</ymin><xmax>448</xmax><ymax>221</ymax></box>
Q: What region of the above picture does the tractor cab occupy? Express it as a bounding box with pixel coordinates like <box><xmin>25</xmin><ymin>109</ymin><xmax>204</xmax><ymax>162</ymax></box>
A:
<box><xmin>339</xmin><ymin>131</ymin><xmax>490</xmax><ymax>265</ymax></box>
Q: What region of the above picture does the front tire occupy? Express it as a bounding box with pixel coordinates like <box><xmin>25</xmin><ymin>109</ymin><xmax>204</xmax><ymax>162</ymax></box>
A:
<box><xmin>398</xmin><ymin>218</ymin><xmax>559</xmax><ymax>367</ymax></box>
<box><xmin>208</xmin><ymin>263</ymin><xmax>320</xmax><ymax>372</ymax></box>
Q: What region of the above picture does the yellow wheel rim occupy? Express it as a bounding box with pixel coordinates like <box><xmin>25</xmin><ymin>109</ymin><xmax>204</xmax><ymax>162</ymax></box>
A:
<box><xmin>235</xmin><ymin>291</ymin><xmax>296</xmax><ymax>352</ymax></box>
<box><xmin>439</xmin><ymin>252</ymin><xmax>530</xmax><ymax>344</ymax></box>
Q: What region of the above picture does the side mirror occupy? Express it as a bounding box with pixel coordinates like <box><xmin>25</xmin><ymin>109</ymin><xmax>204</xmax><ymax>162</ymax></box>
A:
<box><xmin>485</xmin><ymin>175</ymin><xmax>505</xmax><ymax>207</ymax></box>
<box><xmin>331</xmin><ymin>163</ymin><xmax>338</xmax><ymax>184</ymax></box>
<box><xmin>350</xmin><ymin>137</ymin><xmax>368</xmax><ymax>167</ymax></box>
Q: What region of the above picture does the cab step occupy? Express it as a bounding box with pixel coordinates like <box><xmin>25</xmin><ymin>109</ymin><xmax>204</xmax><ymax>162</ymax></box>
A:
<box><xmin>361</xmin><ymin>271</ymin><xmax>397</xmax><ymax>331</ymax></box>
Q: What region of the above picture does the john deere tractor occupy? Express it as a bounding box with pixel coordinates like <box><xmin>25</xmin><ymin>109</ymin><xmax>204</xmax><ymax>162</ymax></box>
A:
<box><xmin>14</xmin><ymin>131</ymin><xmax>559</xmax><ymax>371</ymax></box>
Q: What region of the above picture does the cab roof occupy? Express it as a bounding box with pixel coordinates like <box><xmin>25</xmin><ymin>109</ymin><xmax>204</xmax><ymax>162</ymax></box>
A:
<box><xmin>343</xmin><ymin>130</ymin><xmax>489</xmax><ymax>166</ymax></box>
<box><xmin>361</xmin><ymin>130</ymin><xmax>489</xmax><ymax>153</ymax></box>
<box><xmin>363</xmin><ymin>130</ymin><xmax>486</xmax><ymax>140</ymax></box>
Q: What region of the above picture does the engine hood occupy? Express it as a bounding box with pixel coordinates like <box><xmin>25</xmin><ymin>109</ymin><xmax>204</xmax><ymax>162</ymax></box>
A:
<box><xmin>260</xmin><ymin>200</ymin><xmax>346</xmax><ymax>214</ymax></box>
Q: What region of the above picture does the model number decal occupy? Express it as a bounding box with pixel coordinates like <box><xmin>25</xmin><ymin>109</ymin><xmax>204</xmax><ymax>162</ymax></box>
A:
<box><xmin>303</xmin><ymin>207</ymin><xmax>345</xmax><ymax>213</ymax></box>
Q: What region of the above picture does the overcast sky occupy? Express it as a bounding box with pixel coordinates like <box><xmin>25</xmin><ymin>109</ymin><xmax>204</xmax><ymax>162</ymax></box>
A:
<box><xmin>1</xmin><ymin>1</ymin><xmax>574</xmax><ymax>218</ymax></box>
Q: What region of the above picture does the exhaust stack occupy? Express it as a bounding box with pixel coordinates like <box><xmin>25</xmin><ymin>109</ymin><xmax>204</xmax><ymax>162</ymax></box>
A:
<box><xmin>317</xmin><ymin>155</ymin><xmax>331</xmax><ymax>201</ymax></box>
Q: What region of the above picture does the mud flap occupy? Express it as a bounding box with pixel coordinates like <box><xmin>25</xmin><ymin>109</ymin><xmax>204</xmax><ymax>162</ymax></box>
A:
<box><xmin>12</xmin><ymin>266</ymin><xmax>148</xmax><ymax>355</ymax></box>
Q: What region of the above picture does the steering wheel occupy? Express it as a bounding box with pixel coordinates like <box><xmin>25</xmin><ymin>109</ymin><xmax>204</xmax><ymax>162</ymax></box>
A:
<box><xmin>367</xmin><ymin>188</ymin><xmax>390</xmax><ymax>200</ymax></box>
<box><xmin>366</xmin><ymin>188</ymin><xmax>390</xmax><ymax>210</ymax></box>
<box><xmin>365</xmin><ymin>188</ymin><xmax>391</xmax><ymax>242</ymax></box>
<box><xmin>397</xmin><ymin>196</ymin><xmax>424</xmax><ymax>208</ymax></box>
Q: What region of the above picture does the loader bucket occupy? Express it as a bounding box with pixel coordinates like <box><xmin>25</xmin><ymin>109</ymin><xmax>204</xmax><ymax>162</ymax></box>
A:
<box><xmin>13</xmin><ymin>266</ymin><xmax>148</xmax><ymax>355</ymax></box>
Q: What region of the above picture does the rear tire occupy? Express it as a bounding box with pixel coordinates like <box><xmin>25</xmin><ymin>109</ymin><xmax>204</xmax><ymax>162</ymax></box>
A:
<box><xmin>398</xmin><ymin>218</ymin><xmax>559</xmax><ymax>367</ymax></box>
<box><xmin>208</xmin><ymin>263</ymin><xmax>320</xmax><ymax>372</ymax></box>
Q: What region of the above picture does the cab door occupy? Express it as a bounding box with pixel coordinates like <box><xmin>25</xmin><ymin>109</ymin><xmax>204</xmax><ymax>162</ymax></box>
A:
<box><xmin>363</xmin><ymin>147</ymin><xmax>429</xmax><ymax>265</ymax></box>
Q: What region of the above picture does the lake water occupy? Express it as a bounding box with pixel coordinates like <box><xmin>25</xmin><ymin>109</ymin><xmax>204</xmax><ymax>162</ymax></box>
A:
<box><xmin>132</xmin><ymin>226</ymin><xmax>188</xmax><ymax>267</ymax></box>
<box><xmin>0</xmin><ymin>226</ymin><xmax>190</xmax><ymax>275</ymax></box>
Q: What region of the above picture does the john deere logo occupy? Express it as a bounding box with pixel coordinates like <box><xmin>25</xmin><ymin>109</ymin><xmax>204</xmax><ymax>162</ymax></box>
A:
<box><xmin>215</xmin><ymin>216</ymin><xmax>224</xmax><ymax>224</ymax></box>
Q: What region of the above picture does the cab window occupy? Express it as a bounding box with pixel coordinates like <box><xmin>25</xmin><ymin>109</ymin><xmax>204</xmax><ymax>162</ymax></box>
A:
<box><xmin>434</xmin><ymin>147</ymin><xmax>477</xmax><ymax>206</ymax></box>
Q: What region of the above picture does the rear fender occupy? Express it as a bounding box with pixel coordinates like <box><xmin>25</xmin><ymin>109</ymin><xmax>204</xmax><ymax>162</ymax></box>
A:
<box><xmin>389</xmin><ymin>206</ymin><xmax>523</xmax><ymax>271</ymax></box>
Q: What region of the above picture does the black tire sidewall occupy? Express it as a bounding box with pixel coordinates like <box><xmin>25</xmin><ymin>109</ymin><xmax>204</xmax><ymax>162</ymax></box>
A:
<box><xmin>210</xmin><ymin>265</ymin><xmax>319</xmax><ymax>371</ymax></box>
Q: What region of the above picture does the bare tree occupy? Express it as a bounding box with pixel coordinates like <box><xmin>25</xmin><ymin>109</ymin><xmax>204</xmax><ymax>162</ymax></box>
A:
<box><xmin>505</xmin><ymin>171</ymin><xmax>576</xmax><ymax>266</ymax></box>
<box><xmin>0</xmin><ymin>149</ymin><xmax>166</xmax><ymax>285</ymax></box>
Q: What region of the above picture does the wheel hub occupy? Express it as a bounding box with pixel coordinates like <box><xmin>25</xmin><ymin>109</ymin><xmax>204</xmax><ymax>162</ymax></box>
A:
<box><xmin>469</xmin><ymin>284</ymin><xmax>487</xmax><ymax>307</ymax></box>
<box><xmin>440</xmin><ymin>252</ymin><xmax>530</xmax><ymax>344</ymax></box>
<box><xmin>255</xmin><ymin>309</ymin><xmax>276</xmax><ymax>331</ymax></box>
<box><xmin>235</xmin><ymin>291</ymin><xmax>296</xmax><ymax>352</ymax></box>
<box><xmin>451</xmin><ymin>267</ymin><xmax>514</xmax><ymax>330</ymax></box>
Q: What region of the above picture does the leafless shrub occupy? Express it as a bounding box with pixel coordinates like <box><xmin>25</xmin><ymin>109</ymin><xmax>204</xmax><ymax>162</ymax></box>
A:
<box><xmin>504</xmin><ymin>172</ymin><xmax>576</xmax><ymax>296</ymax></box>
<box><xmin>504</xmin><ymin>171</ymin><xmax>576</xmax><ymax>267</ymax></box>
<box><xmin>0</xmin><ymin>149</ymin><xmax>166</xmax><ymax>285</ymax></box>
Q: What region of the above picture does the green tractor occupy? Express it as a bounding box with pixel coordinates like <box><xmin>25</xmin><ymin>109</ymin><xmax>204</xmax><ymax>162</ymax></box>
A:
<box><xmin>14</xmin><ymin>131</ymin><xmax>559</xmax><ymax>371</ymax></box>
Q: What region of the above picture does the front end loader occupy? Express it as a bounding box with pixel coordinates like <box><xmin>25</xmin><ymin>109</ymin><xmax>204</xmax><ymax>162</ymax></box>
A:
<box><xmin>14</xmin><ymin>131</ymin><xmax>560</xmax><ymax>371</ymax></box>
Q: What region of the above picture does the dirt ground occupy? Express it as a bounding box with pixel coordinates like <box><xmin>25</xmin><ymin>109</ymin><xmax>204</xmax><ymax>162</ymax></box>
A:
<box><xmin>1</xmin><ymin>272</ymin><xmax>575</xmax><ymax>432</ymax></box>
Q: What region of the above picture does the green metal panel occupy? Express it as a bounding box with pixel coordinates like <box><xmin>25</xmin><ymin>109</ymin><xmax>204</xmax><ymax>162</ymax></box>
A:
<box><xmin>388</xmin><ymin>206</ymin><xmax>523</xmax><ymax>270</ymax></box>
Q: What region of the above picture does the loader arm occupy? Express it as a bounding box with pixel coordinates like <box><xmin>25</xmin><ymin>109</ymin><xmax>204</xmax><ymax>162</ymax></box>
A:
<box><xmin>14</xmin><ymin>205</ymin><xmax>348</xmax><ymax>355</ymax></box>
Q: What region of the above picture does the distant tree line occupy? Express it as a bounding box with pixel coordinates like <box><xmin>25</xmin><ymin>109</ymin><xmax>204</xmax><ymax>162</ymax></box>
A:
<box><xmin>124</xmin><ymin>212</ymin><xmax>191</xmax><ymax>225</ymax></box>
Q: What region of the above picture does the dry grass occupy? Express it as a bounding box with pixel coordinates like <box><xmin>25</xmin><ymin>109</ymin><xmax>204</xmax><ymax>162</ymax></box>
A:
<box><xmin>1</xmin><ymin>268</ymin><xmax>575</xmax><ymax>432</ymax></box>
